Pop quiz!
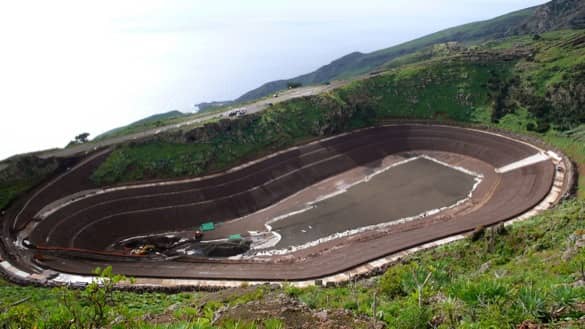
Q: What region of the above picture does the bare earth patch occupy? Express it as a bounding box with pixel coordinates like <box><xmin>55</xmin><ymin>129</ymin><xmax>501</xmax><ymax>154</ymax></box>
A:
<box><xmin>215</xmin><ymin>293</ymin><xmax>383</xmax><ymax>329</ymax></box>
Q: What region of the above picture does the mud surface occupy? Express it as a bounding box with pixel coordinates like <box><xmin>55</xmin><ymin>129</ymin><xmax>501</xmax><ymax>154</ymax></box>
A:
<box><xmin>271</xmin><ymin>157</ymin><xmax>478</xmax><ymax>248</ymax></box>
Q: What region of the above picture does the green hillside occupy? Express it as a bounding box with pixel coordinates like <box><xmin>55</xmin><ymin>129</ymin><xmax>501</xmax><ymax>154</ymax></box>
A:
<box><xmin>106</xmin><ymin>0</ymin><xmax>584</xmax><ymax>134</ymax></box>
<box><xmin>234</xmin><ymin>6</ymin><xmax>537</xmax><ymax>103</ymax></box>
<box><xmin>95</xmin><ymin>111</ymin><xmax>189</xmax><ymax>141</ymax></box>
<box><xmin>230</xmin><ymin>0</ymin><xmax>585</xmax><ymax>105</ymax></box>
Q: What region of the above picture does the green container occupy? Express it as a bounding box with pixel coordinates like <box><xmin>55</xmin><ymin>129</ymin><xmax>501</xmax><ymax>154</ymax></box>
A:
<box><xmin>200</xmin><ymin>222</ymin><xmax>215</xmax><ymax>232</ymax></box>
<box><xmin>228</xmin><ymin>234</ymin><xmax>242</xmax><ymax>241</ymax></box>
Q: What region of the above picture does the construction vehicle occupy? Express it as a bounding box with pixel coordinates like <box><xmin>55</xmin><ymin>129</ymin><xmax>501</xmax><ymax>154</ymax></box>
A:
<box><xmin>194</xmin><ymin>229</ymin><xmax>203</xmax><ymax>240</ymax></box>
<box><xmin>130</xmin><ymin>244</ymin><xmax>156</xmax><ymax>255</ymax></box>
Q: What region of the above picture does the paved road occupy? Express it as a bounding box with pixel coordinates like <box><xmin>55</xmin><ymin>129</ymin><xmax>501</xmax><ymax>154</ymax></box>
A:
<box><xmin>0</xmin><ymin>125</ymin><xmax>557</xmax><ymax>282</ymax></box>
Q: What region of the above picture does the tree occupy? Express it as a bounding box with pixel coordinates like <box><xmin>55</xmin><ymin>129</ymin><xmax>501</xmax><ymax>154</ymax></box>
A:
<box><xmin>58</xmin><ymin>266</ymin><xmax>130</xmax><ymax>328</ymax></box>
<box><xmin>74</xmin><ymin>133</ymin><xmax>90</xmax><ymax>144</ymax></box>
<box><xmin>287</xmin><ymin>81</ymin><xmax>303</xmax><ymax>89</ymax></box>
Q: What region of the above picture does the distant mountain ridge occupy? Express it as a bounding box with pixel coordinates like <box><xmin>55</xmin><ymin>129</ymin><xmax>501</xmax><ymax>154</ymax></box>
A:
<box><xmin>196</xmin><ymin>0</ymin><xmax>584</xmax><ymax>108</ymax></box>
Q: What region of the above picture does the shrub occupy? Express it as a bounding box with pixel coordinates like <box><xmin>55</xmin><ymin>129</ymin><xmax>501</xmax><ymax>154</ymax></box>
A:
<box><xmin>263</xmin><ymin>318</ymin><xmax>284</xmax><ymax>329</ymax></box>
<box><xmin>0</xmin><ymin>304</ymin><xmax>40</xmax><ymax>329</ymax></box>
<box><xmin>379</xmin><ymin>263</ymin><xmax>412</xmax><ymax>297</ymax></box>
<box><xmin>516</xmin><ymin>286</ymin><xmax>548</xmax><ymax>321</ymax></box>
<box><xmin>390</xmin><ymin>296</ymin><xmax>432</xmax><ymax>329</ymax></box>
<box><xmin>549</xmin><ymin>285</ymin><xmax>579</xmax><ymax>319</ymax></box>
<box><xmin>343</xmin><ymin>300</ymin><xmax>358</xmax><ymax>310</ymax></box>
<box><xmin>450</xmin><ymin>279</ymin><xmax>507</xmax><ymax>308</ymax></box>
<box><xmin>56</xmin><ymin>266</ymin><xmax>129</xmax><ymax>329</ymax></box>
<box><xmin>470</xmin><ymin>225</ymin><xmax>486</xmax><ymax>242</ymax></box>
<box><xmin>283</xmin><ymin>284</ymin><xmax>303</xmax><ymax>297</ymax></box>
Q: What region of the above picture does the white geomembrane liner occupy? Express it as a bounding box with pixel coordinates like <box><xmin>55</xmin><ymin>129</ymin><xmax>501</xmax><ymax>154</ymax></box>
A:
<box><xmin>246</xmin><ymin>155</ymin><xmax>483</xmax><ymax>257</ymax></box>
<box><xmin>496</xmin><ymin>152</ymin><xmax>550</xmax><ymax>173</ymax></box>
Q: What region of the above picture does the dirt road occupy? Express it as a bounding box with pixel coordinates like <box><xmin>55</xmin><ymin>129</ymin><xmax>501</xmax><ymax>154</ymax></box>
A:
<box><xmin>32</xmin><ymin>83</ymin><xmax>341</xmax><ymax>159</ymax></box>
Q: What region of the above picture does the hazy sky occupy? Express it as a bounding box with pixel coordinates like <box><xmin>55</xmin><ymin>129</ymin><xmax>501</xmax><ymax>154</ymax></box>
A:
<box><xmin>0</xmin><ymin>0</ymin><xmax>547</xmax><ymax>160</ymax></box>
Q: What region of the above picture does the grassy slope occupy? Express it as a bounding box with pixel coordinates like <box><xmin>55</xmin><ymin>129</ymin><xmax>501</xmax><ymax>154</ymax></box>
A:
<box><xmin>0</xmin><ymin>180</ymin><xmax>39</xmax><ymax>210</ymax></box>
<box><xmin>484</xmin><ymin>30</ymin><xmax>585</xmax><ymax>195</ymax></box>
<box><xmin>94</xmin><ymin>111</ymin><xmax>189</xmax><ymax>141</ymax></box>
<box><xmin>0</xmin><ymin>157</ymin><xmax>60</xmax><ymax>210</ymax></box>
<box><xmin>91</xmin><ymin>99</ymin><xmax>328</xmax><ymax>185</ymax></box>
<box><xmin>93</xmin><ymin>94</ymin><xmax>276</xmax><ymax>143</ymax></box>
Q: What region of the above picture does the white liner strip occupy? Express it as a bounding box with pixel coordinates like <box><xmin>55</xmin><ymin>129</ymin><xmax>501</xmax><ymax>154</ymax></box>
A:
<box><xmin>52</xmin><ymin>273</ymin><xmax>97</xmax><ymax>285</ymax></box>
<box><xmin>32</xmin><ymin>128</ymin><xmax>369</xmax><ymax>222</ymax></box>
<box><xmin>0</xmin><ymin>261</ymin><xmax>30</xmax><ymax>279</ymax></box>
<box><xmin>495</xmin><ymin>152</ymin><xmax>550</xmax><ymax>173</ymax></box>
<box><xmin>248</xmin><ymin>231</ymin><xmax>282</xmax><ymax>250</ymax></box>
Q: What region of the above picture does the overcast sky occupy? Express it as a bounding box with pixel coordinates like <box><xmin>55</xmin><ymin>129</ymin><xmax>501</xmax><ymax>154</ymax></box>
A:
<box><xmin>0</xmin><ymin>0</ymin><xmax>547</xmax><ymax>160</ymax></box>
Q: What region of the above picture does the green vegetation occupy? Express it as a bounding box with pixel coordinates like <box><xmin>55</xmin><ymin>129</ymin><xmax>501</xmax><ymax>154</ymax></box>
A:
<box><xmin>286</xmin><ymin>82</ymin><xmax>303</xmax><ymax>89</ymax></box>
<box><xmin>293</xmin><ymin>200</ymin><xmax>585</xmax><ymax>328</ymax></box>
<box><xmin>0</xmin><ymin>179</ymin><xmax>35</xmax><ymax>210</ymax></box>
<box><xmin>91</xmin><ymin>98</ymin><xmax>336</xmax><ymax>185</ymax></box>
<box><xmin>340</xmin><ymin>61</ymin><xmax>510</xmax><ymax>122</ymax></box>
<box><xmin>67</xmin><ymin>132</ymin><xmax>91</xmax><ymax>147</ymax></box>
<box><xmin>0</xmin><ymin>156</ymin><xmax>60</xmax><ymax>210</ymax></box>
<box><xmin>92</xmin><ymin>142</ymin><xmax>215</xmax><ymax>184</ymax></box>
<box><xmin>0</xmin><ymin>271</ymin><xmax>274</xmax><ymax>329</ymax></box>
<box><xmin>95</xmin><ymin>111</ymin><xmax>189</xmax><ymax>141</ymax></box>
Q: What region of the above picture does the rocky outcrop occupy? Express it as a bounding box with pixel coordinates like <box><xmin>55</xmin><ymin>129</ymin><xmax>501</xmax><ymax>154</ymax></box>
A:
<box><xmin>453</xmin><ymin>48</ymin><xmax>535</xmax><ymax>63</ymax></box>
<box><xmin>543</xmin><ymin>63</ymin><xmax>585</xmax><ymax>128</ymax></box>
<box><xmin>510</xmin><ymin>0</ymin><xmax>585</xmax><ymax>35</ymax></box>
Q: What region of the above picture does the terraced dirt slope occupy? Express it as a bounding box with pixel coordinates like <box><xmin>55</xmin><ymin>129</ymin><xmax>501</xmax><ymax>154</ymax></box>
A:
<box><xmin>27</xmin><ymin>125</ymin><xmax>535</xmax><ymax>250</ymax></box>
<box><xmin>1</xmin><ymin>125</ymin><xmax>556</xmax><ymax>282</ymax></box>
